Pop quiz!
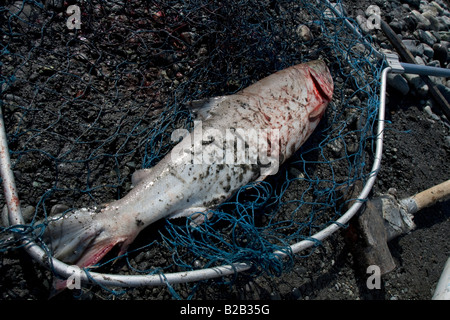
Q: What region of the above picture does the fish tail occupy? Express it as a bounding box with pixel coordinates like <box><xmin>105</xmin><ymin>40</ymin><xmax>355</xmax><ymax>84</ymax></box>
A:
<box><xmin>42</xmin><ymin>206</ymin><xmax>134</xmax><ymax>269</ymax></box>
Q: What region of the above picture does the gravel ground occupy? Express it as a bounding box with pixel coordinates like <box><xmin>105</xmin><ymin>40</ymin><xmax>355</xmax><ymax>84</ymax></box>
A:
<box><xmin>0</xmin><ymin>0</ymin><xmax>449</xmax><ymax>302</ymax></box>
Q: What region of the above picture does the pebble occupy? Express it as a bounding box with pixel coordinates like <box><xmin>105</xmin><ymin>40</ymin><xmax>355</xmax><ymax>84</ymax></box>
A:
<box><xmin>430</xmin><ymin>1</ymin><xmax>445</xmax><ymax>15</ymax></box>
<box><xmin>438</xmin><ymin>31</ymin><xmax>450</xmax><ymax>41</ymax></box>
<box><xmin>45</xmin><ymin>0</ymin><xmax>65</xmax><ymax>9</ymax></box>
<box><xmin>402</xmin><ymin>39</ymin><xmax>425</xmax><ymax>56</ymax></box>
<box><xmin>436</xmin><ymin>83</ymin><xmax>450</xmax><ymax>101</ymax></box>
<box><xmin>404</xmin><ymin>0</ymin><xmax>421</xmax><ymax>8</ymax></box>
<box><xmin>389</xmin><ymin>19</ymin><xmax>405</xmax><ymax>33</ymax></box>
<box><xmin>411</xmin><ymin>10</ymin><xmax>432</xmax><ymax>29</ymax></box>
<box><xmin>422</xmin><ymin>7</ymin><xmax>439</xmax><ymax>21</ymax></box>
<box><xmin>180</xmin><ymin>32</ymin><xmax>196</xmax><ymax>45</ymax></box>
<box><xmin>292</xmin><ymin>287</ymin><xmax>302</xmax><ymax>299</ymax></box>
<box><xmin>404</xmin><ymin>73</ymin><xmax>429</xmax><ymax>97</ymax></box>
<box><xmin>423</xmin><ymin>43</ymin><xmax>435</xmax><ymax>58</ymax></box>
<box><xmin>415</xmin><ymin>55</ymin><xmax>426</xmax><ymax>65</ymax></box>
<box><xmin>424</xmin><ymin>105</ymin><xmax>441</xmax><ymax>120</ymax></box>
<box><xmin>7</xmin><ymin>2</ymin><xmax>34</xmax><ymax>27</ymax></box>
<box><xmin>404</xmin><ymin>14</ymin><xmax>419</xmax><ymax>31</ymax></box>
<box><xmin>445</xmin><ymin>136</ymin><xmax>450</xmax><ymax>148</ymax></box>
<box><xmin>437</xmin><ymin>16</ymin><xmax>450</xmax><ymax>30</ymax></box>
<box><xmin>328</xmin><ymin>138</ymin><xmax>344</xmax><ymax>158</ymax></box>
<box><xmin>428</xmin><ymin>15</ymin><xmax>442</xmax><ymax>31</ymax></box>
<box><xmin>387</xmin><ymin>73</ymin><xmax>410</xmax><ymax>95</ymax></box>
<box><xmin>433</xmin><ymin>42</ymin><xmax>449</xmax><ymax>65</ymax></box>
<box><xmin>270</xmin><ymin>291</ymin><xmax>282</xmax><ymax>300</ymax></box>
<box><xmin>414</xmin><ymin>29</ymin><xmax>438</xmax><ymax>46</ymax></box>
<box><xmin>296</xmin><ymin>25</ymin><xmax>313</xmax><ymax>41</ymax></box>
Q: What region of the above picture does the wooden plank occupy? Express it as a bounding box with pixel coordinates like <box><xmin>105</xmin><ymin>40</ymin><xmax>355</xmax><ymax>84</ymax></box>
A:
<box><xmin>380</xmin><ymin>19</ymin><xmax>450</xmax><ymax>120</ymax></box>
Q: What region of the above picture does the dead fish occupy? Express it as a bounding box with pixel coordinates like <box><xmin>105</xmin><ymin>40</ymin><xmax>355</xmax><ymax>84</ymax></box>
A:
<box><xmin>42</xmin><ymin>59</ymin><xmax>334</xmax><ymax>270</ymax></box>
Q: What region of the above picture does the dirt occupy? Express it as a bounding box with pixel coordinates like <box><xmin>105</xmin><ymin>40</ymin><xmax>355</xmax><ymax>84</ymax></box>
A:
<box><xmin>0</xmin><ymin>0</ymin><xmax>449</xmax><ymax>302</ymax></box>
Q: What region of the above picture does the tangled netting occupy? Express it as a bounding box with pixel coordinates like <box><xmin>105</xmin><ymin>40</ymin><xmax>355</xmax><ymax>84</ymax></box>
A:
<box><xmin>1</xmin><ymin>0</ymin><xmax>385</xmax><ymax>294</ymax></box>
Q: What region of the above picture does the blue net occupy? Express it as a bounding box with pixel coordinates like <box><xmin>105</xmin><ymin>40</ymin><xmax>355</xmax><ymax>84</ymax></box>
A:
<box><xmin>0</xmin><ymin>0</ymin><xmax>385</xmax><ymax>296</ymax></box>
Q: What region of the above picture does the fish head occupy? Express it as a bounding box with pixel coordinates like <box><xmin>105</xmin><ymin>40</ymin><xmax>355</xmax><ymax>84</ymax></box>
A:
<box><xmin>304</xmin><ymin>60</ymin><xmax>334</xmax><ymax>123</ymax></box>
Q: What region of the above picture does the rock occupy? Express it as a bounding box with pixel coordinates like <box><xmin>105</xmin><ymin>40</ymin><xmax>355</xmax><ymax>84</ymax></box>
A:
<box><xmin>296</xmin><ymin>25</ymin><xmax>313</xmax><ymax>41</ymax></box>
<box><xmin>414</xmin><ymin>29</ymin><xmax>437</xmax><ymax>46</ymax></box>
<box><xmin>404</xmin><ymin>14</ymin><xmax>418</xmax><ymax>31</ymax></box>
<box><xmin>437</xmin><ymin>16</ymin><xmax>450</xmax><ymax>31</ymax></box>
<box><xmin>411</xmin><ymin>10</ymin><xmax>431</xmax><ymax>30</ymax></box>
<box><xmin>197</xmin><ymin>45</ymin><xmax>208</xmax><ymax>57</ymax></box>
<box><xmin>387</xmin><ymin>73</ymin><xmax>410</xmax><ymax>95</ymax></box>
<box><xmin>180</xmin><ymin>32</ymin><xmax>196</xmax><ymax>45</ymax></box>
<box><xmin>436</xmin><ymin>84</ymin><xmax>450</xmax><ymax>102</ymax></box>
<box><xmin>389</xmin><ymin>19</ymin><xmax>405</xmax><ymax>33</ymax></box>
<box><xmin>430</xmin><ymin>1</ymin><xmax>445</xmax><ymax>15</ymax></box>
<box><xmin>270</xmin><ymin>292</ymin><xmax>282</xmax><ymax>300</ymax></box>
<box><xmin>423</xmin><ymin>43</ymin><xmax>435</xmax><ymax>59</ymax></box>
<box><xmin>445</xmin><ymin>136</ymin><xmax>450</xmax><ymax>148</ymax></box>
<box><xmin>403</xmin><ymin>0</ymin><xmax>421</xmax><ymax>9</ymax></box>
<box><xmin>428</xmin><ymin>16</ymin><xmax>442</xmax><ymax>31</ymax></box>
<box><xmin>405</xmin><ymin>74</ymin><xmax>429</xmax><ymax>97</ymax></box>
<box><xmin>424</xmin><ymin>105</ymin><xmax>441</xmax><ymax>121</ymax></box>
<box><xmin>422</xmin><ymin>7</ymin><xmax>439</xmax><ymax>21</ymax></box>
<box><xmin>329</xmin><ymin>138</ymin><xmax>344</xmax><ymax>158</ymax></box>
<box><xmin>427</xmin><ymin>59</ymin><xmax>441</xmax><ymax>68</ymax></box>
<box><xmin>415</xmin><ymin>55</ymin><xmax>426</xmax><ymax>65</ymax></box>
<box><xmin>45</xmin><ymin>0</ymin><xmax>64</xmax><ymax>10</ymax></box>
<box><xmin>438</xmin><ymin>31</ymin><xmax>450</xmax><ymax>41</ymax></box>
<box><xmin>7</xmin><ymin>1</ymin><xmax>37</xmax><ymax>27</ymax></box>
<box><xmin>433</xmin><ymin>42</ymin><xmax>449</xmax><ymax>66</ymax></box>
<box><xmin>402</xmin><ymin>39</ymin><xmax>425</xmax><ymax>56</ymax></box>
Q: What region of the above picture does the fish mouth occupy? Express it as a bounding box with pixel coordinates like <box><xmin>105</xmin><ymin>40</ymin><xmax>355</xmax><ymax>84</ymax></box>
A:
<box><xmin>306</xmin><ymin>60</ymin><xmax>334</xmax><ymax>122</ymax></box>
<box><xmin>307</xmin><ymin>60</ymin><xmax>334</xmax><ymax>103</ymax></box>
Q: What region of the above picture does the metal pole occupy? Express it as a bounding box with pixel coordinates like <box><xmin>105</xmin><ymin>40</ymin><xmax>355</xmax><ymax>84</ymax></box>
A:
<box><xmin>399</xmin><ymin>62</ymin><xmax>450</xmax><ymax>78</ymax></box>
<box><xmin>0</xmin><ymin>106</ymin><xmax>24</xmax><ymax>227</ymax></box>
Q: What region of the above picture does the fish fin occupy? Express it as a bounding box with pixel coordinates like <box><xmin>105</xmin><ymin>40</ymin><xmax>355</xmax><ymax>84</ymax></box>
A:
<box><xmin>49</xmin><ymin>279</ymin><xmax>67</xmax><ymax>298</ymax></box>
<box><xmin>187</xmin><ymin>96</ymin><xmax>227</xmax><ymax>120</ymax></box>
<box><xmin>131</xmin><ymin>168</ymin><xmax>153</xmax><ymax>187</ymax></box>
<box><xmin>169</xmin><ymin>207</ymin><xmax>207</xmax><ymax>220</ymax></box>
<box><xmin>169</xmin><ymin>207</ymin><xmax>213</xmax><ymax>227</ymax></box>
<box><xmin>190</xmin><ymin>211</ymin><xmax>214</xmax><ymax>227</ymax></box>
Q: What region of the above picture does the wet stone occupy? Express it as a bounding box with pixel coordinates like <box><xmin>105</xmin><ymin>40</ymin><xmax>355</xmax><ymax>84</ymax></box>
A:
<box><xmin>402</xmin><ymin>39</ymin><xmax>425</xmax><ymax>56</ymax></box>
<box><xmin>423</xmin><ymin>43</ymin><xmax>435</xmax><ymax>59</ymax></box>
<box><xmin>414</xmin><ymin>29</ymin><xmax>438</xmax><ymax>46</ymax></box>
<box><xmin>387</xmin><ymin>73</ymin><xmax>410</xmax><ymax>95</ymax></box>
<box><xmin>405</xmin><ymin>74</ymin><xmax>429</xmax><ymax>97</ymax></box>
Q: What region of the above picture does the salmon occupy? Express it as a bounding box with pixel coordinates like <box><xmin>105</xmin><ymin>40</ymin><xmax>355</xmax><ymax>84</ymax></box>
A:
<box><xmin>42</xmin><ymin>60</ymin><xmax>333</xmax><ymax>270</ymax></box>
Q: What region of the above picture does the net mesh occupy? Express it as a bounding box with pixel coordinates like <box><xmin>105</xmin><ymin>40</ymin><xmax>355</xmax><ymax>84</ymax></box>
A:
<box><xmin>0</xmin><ymin>0</ymin><xmax>385</xmax><ymax>295</ymax></box>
